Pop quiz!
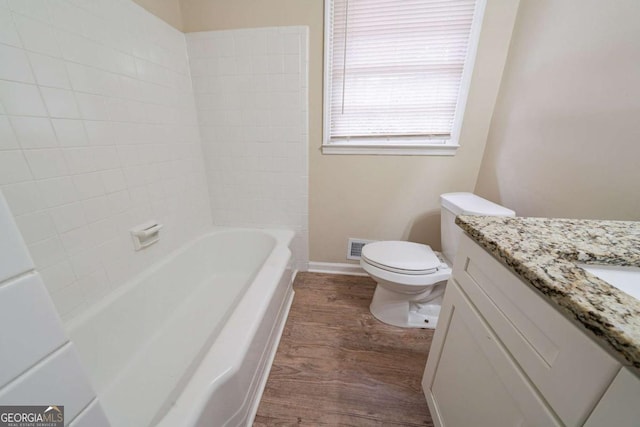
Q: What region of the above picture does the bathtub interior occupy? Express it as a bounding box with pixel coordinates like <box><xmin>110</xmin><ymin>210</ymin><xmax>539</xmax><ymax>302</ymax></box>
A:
<box><xmin>66</xmin><ymin>230</ymin><xmax>280</xmax><ymax>427</ymax></box>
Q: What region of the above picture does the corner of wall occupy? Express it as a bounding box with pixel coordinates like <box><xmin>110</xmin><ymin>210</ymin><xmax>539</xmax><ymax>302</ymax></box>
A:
<box><xmin>463</xmin><ymin>0</ymin><xmax>521</xmax><ymax>200</ymax></box>
<box><xmin>131</xmin><ymin>0</ymin><xmax>185</xmax><ymax>32</ymax></box>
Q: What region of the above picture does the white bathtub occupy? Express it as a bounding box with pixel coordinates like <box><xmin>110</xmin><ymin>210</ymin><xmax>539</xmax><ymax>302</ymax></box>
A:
<box><xmin>66</xmin><ymin>227</ymin><xmax>295</xmax><ymax>427</ymax></box>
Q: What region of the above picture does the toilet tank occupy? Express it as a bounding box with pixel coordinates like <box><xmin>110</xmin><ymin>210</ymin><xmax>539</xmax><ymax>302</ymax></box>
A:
<box><xmin>440</xmin><ymin>193</ymin><xmax>515</xmax><ymax>264</ymax></box>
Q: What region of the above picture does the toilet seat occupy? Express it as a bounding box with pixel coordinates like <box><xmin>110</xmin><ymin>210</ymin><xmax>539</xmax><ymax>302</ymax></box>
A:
<box><xmin>361</xmin><ymin>241</ymin><xmax>440</xmax><ymax>275</ymax></box>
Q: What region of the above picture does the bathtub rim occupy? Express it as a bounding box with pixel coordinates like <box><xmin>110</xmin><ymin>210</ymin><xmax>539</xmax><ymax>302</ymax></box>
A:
<box><xmin>65</xmin><ymin>226</ymin><xmax>293</xmax><ymax>334</ymax></box>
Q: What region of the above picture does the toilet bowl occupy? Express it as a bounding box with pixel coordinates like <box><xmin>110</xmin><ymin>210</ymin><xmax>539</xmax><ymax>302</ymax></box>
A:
<box><xmin>361</xmin><ymin>241</ymin><xmax>452</xmax><ymax>328</ymax></box>
<box><xmin>361</xmin><ymin>192</ymin><xmax>515</xmax><ymax>329</ymax></box>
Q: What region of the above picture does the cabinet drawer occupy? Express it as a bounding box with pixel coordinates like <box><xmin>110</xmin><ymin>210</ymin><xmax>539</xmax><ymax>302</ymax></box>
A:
<box><xmin>453</xmin><ymin>234</ymin><xmax>620</xmax><ymax>426</ymax></box>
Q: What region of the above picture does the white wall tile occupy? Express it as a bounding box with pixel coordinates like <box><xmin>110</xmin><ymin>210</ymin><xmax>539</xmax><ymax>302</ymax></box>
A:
<box><xmin>28</xmin><ymin>52</ymin><xmax>71</xmax><ymax>89</ymax></box>
<box><xmin>63</xmin><ymin>147</ymin><xmax>96</xmax><ymax>174</ymax></box>
<box><xmin>0</xmin><ymin>273</ymin><xmax>66</xmax><ymax>388</ymax></box>
<box><xmin>37</xmin><ymin>176</ymin><xmax>78</xmax><ymax>208</ymax></box>
<box><xmin>0</xmin><ymin>150</ymin><xmax>32</xmax><ymax>184</ymax></box>
<box><xmin>0</xmin><ymin>115</ymin><xmax>19</xmax><ymax>150</ymax></box>
<box><xmin>116</xmin><ymin>145</ymin><xmax>140</xmax><ymax>167</ymax></box>
<box><xmin>48</xmin><ymin>280</ymin><xmax>85</xmax><ymax>317</ymax></box>
<box><xmin>49</xmin><ymin>0</ymin><xmax>85</xmax><ymax>35</ymax></box>
<box><xmin>1</xmin><ymin>181</ymin><xmax>43</xmax><ymax>215</ymax></box>
<box><xmin>75</xmin><ymin>92</ymin><xmax>111</xmax><ymax>121</ymax></box>
<box><xmin>101</xmin><ymin>169</ymin><xmax>127</xmax><ymax>193</ymax></box>
<box><xmin>69</xmin><ymin>247</ymin><xmax>102</xmax><ymax>278</ymax></box>
<box><xmin>87</xmin><ymin>218</ymin><xmax>117</xmax><ymax>249</ymax></box>
<box><xmin>0</xmin><ymin>191</ymin><xmax>34</xmax><ymax>281</ymax></box>
<box><xmin>0</xmin><ymin>7</ymin><xmax>21</xmax><ymax>47</ymax></box>
<box><xmin>27</xmin><ymin>235</ymin><xmax>66</xmax><ymax>269</ymax></box>
<box><xmin>59</xmin><ymin>32</ymin><xmax>105</xmax><ymax>69</ymax></box>
<box><xmin>7</xmin><ymin>0</ymin><xmax>53</xmax><ymax>23</ymax></box>
<box><xmin>92</xmin><ymin>146</ymin><xmax>119</xmax><ymax>170</ymax></box>
<box><xmin>78</xmin><ymin>66</ymin><xmax>122</xmax><ymax>98</ymax></box>
<box><xmin>0</xmin><ymin>80</ymin><xmax>47</xmax><ymax>116</ymax></box>
<box><xmin>65</xmin><ymin>62</ymin><xmax>96</xmax><ymax>94</ymax></box>
<box><xmin>50</xmin><ymin>202</ymin><xmax>86</xmax><ymax>233</ymax></box>
<box><xmin>0</xmin><ymin>43</ymin><xmax>34</xmax><ymax>83</ymax></box>
<box><xmin>186</xmin><ymin>27</ymin><xmax>309</xmax><ymax>269</ymax></box>
<box><xmin>14</xmin><ymin>211</ymin><xmax>56</xmax><ymax>243</ymax></box>
<box><xmin>0</xmin><ymin>344</ymin><xmax>95</xmax><ymax>422</ymax></box>
<box><xmin>40</xmin><ymin>87</ymin><xmax>80</xmax><ymax>118</ymax></box>
<box><xmin>82</xmin><ymin>195</ymin><xmax>110</xmax><ymax>223</ymax></box>
<box><xmin>40</xmin><ymin>260</ymin><xmax>76</xmax><ymax>294</ymax></box>
<box><xmin>112</xmin><ymin>50</ymin><xmax>137</xmax><ymax>77</ymax></box>
<box><xmin>24</xmin><ymin>148</ymin><xmax>69</xmax><ymax>179</ymax></box>
<box><xmin>58</xmin><ymin>225</ymin><xmax>90</xmax><ymax>255</ymax></box>
<box><xmin>12</xmin><ymin>14</ymin><xmax>60</xmax><ymax>57</ymax></box>
<box><xmin>52</xmin><ymin>119</ymin><xmax>88</xmax><ymax>147</ymax></box>
<box><xmin>83</xmin><ymin>121</ymin><xmax>115</xmax><ymax>146</ymax></box>
<box><xmin>10</xmin><ymin>116</ymin><xmax>58</xmax><ymax>148</ymax></box>
<box><xmin>107</xmin><ymin>190</ymin><xmax>131</xmax><ymax>214</ymax></box>
<box><xmin>73</xmin><ymin>172</ymin><xmax>105</xmax><ymax>200</ymax></box>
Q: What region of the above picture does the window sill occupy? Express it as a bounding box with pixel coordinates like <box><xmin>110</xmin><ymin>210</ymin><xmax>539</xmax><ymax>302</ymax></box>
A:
<box><xmin>321</xmin><ymin>143</ymin><xmax>460</xmax><ymax>156</ymax></box>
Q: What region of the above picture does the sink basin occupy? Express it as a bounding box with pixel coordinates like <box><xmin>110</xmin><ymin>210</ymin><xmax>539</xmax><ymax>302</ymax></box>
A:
<box><xmin>579</xmin><ymin>264</ymin><xmax>640</xmax><ymax>300</ymax></box>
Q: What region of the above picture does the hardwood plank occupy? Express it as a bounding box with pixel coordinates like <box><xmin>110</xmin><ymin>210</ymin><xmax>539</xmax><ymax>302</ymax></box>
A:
<box><xmin>254</xmin><ymin>272</ymin><xmax>434</xmax><ymax>426</ymax></box>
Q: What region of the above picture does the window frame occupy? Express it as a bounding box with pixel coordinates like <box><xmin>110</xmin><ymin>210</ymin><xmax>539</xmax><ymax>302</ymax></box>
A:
<box><xmin>322</xmin><ymin>0</ymin><xmax>487</xmax><ymax>156</ymax></box>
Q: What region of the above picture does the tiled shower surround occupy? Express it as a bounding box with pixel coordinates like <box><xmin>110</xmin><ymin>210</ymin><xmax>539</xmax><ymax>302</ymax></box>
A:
<box><xmin>187</xmin><ymin>27</ymin><xmax>309</xmax><ymax>271</ymax></box>
<box><xmin>0</xmin><ymin>0</ymin><xmax>309</xmax><ymax>320</ymax></box>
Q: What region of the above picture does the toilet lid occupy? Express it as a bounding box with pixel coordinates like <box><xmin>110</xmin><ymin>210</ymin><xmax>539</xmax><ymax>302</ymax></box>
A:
<box><xmin>361</xmin><ymin>241</ymin><xmax>440</xmax><ymax>275</ymax></box>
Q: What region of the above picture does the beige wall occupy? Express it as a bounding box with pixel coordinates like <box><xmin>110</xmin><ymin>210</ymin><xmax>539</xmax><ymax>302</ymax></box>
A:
<box><xmin>131</xmin><ymin>0</ymin><xmax>184</xmax><ymax>31</ymax></box>
<box><xmin>178</xmin><ymin>0</ymin><xmax>519</xmax><ymax>263</ymax></box>
<box><xmin>475</xmin><ymin>0</ymin><xmax>640</xmax><ymax>220</ymax></box>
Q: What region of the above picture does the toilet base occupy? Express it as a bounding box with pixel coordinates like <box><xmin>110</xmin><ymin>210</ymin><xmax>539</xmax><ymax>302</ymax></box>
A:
<box><xmin>370</xmin><ymin>282</ymin><xmax>446</xmax><ymax>328</ymax></box>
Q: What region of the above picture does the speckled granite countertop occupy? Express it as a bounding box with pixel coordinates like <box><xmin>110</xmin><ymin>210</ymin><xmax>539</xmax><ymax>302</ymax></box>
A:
<box><xmin>456</xmin><ymin>215</ymin><xmax>640</xmax><ymax>369</ymax></box>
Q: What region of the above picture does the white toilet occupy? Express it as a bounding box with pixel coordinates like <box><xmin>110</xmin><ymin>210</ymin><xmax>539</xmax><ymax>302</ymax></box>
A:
<box><xmin>360</xmin><ymin>192</ymin><xmax>515</xmax><ymax>328</ymax></box>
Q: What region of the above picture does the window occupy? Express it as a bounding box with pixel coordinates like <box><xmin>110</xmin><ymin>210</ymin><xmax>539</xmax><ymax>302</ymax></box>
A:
<box><xmin>323</xmin><ymin>0</ymin><xmax>485</xmax><ymax>155</ymax></box>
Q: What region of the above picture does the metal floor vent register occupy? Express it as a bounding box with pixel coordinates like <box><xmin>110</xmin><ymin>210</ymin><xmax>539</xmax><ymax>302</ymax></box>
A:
<box><xmin>347</xmin><ymin>238</ymin><xmax>376</xmax><ymax>260</ymax></box>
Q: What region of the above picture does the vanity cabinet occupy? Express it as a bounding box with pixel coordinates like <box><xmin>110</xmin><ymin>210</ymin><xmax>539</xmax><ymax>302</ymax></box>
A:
<box><xmin>422</xmin><ymin>276</ymin><xmax>559</xmax><ymax>426</ymax></box>
<box><xmin>422</xmin><ymin>234</ymin><xmax>631</xmax><ymax>427</ymax></box>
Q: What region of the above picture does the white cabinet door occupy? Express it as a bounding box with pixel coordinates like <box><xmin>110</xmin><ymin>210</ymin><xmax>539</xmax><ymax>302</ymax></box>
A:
<box><xmin>584</xmin><ymin>367</ymin><xmax>640</xmax><ymax>427</ymax></box>
<box><xmin>422</xmin><ymin>279</ymin><xmax>560</xmax><ymax>427</ymax></box>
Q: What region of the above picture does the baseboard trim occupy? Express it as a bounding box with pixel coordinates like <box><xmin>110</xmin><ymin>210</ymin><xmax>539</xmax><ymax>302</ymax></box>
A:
<box><xmin>307</xmin><ymin>261</ymin><xmax>368</xmax><ymax>276</ymax></box>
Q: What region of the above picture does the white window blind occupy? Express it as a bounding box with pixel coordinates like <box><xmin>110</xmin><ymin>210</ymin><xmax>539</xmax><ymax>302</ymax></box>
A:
<box><xmin>325</xmin><ymin>0</ymin><xmax>478</xmax><ymax>146</ymax></box>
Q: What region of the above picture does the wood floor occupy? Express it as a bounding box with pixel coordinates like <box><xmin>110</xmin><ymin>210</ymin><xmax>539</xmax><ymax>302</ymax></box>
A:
<box><xmin>254</xmin><ymin>272</ymin><xmax>435</xmax><ymax>426</ymax></box>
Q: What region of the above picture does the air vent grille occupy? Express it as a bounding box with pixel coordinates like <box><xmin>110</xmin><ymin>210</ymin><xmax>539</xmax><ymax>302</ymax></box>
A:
<box><xmin>347</xmin><ymin>238</ymin><xmax>376</xmax><ymax>260</ymax></box>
